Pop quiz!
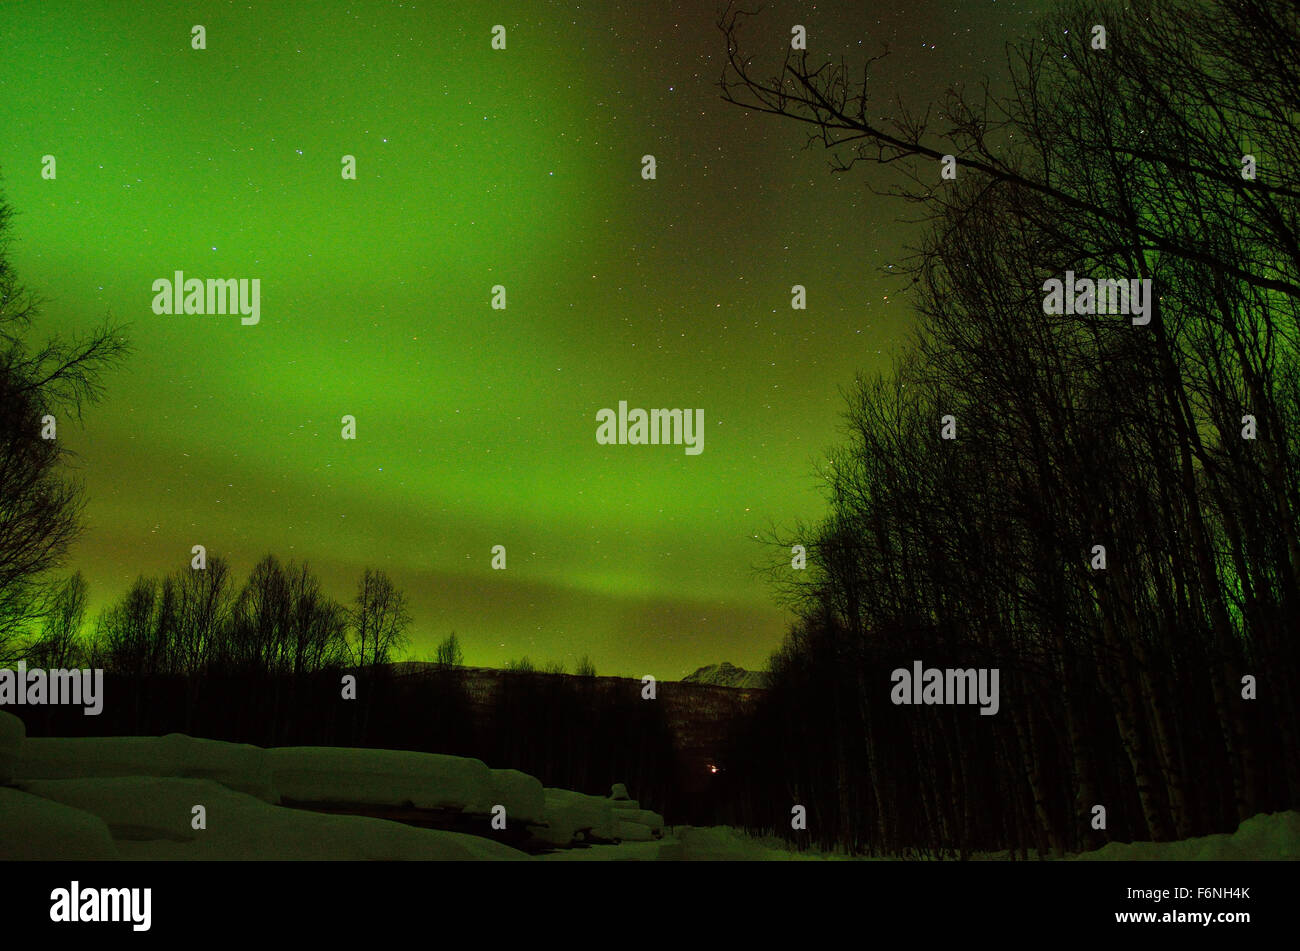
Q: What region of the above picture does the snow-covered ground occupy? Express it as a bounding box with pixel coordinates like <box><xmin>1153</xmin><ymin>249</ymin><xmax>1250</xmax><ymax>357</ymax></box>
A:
<box><xmin>1065</xmin><ymin>810</ymin><xmax>1300</xmax><ymax>861</ymax></box>
<box><xmin>2</xmin><ymin>712</ymin><xmax>1295</xmax><ymax>860</ymax></box>
<box><xmin>0</xmin><ymin>710</ymin><xmax>662</xmax><ymax>859</ymax></box>
<box><xmin>13</xmin><ymin>776</ymin><xmax>524</xmax><ymax>860</ymax></box>
<box><xmin>538</xmin><ymin>825</ymin><xmax>874</xmax><ymax>861</ymax></box>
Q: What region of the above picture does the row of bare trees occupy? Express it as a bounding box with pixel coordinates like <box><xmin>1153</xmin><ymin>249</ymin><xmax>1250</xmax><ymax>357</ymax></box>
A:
<box><xmin>719</xmin><ymin>0</ymin><xmax>1300</xmax><ymax>854</ymax></box>
<box><xmin>17</xmin><ymin>558</ymin><xmax>411</xmax><ymax>743</ymax></box>
<box><xmin>28</xmin><ymin>557</ymin><xmax>412</xmax><ymax>679</ymax></box>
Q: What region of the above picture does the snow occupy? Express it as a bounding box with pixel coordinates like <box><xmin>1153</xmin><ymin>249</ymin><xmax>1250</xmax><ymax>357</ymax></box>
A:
<box><xmin>615</xmin><ymin>808</ymin><xmax>665</xmax><ymax>842</ymax></box>
<box><xmin>0</xmin><ymin>786</ymin><xmax>119</xmax><ymax>860</ymax></box>
<box><xmin>681</xmin><ymin>662</ymin><xmax>769</xmax><ymax>689</ymax></box>
<box><xmin>616</xmin><ymin>820</ymin><xmax>658</xmax><ymax>841</ymax></box>
<box><xmin>538</xmin><ymin>825</ymin><xmax>857</xmax><ymax>861</ymax></box>
<box><xmin>1069</xmin><ymin>810</ymin><xmax>1300</xmax><ymax>861</ymax></box>
<box><xmin>543</xmin><ymin>814</ymin><xmax>1300</xmax><ymax>861</ymax></box>
<box><xmin>266</xmin><ymin>745</ymin><xmax>501</xmax><ymax>811</ymax></box>
<box><xmin>531</xmin><ymin>788</ymin><xmax>663</xmax><ymax>846</ymax></box>
<box><xmin>488</xmin><ymin>768</ymin><xmax>546</xmax><ymax>824</ymax></box>
<box><xmin>18</xmin><ymin>777</ymin><xmax>526</xmax><ymax>861</ymax></box>
<box><xmin>534</xmin><ymin>787</ymin><xmax>620</xmax><ymax>846</ymax></box>
<box><xmin>12</xmin><ymin>732</ymin><xmax>542</xmax><ymax>821</ymax></box>
<box><xmin>7</xmin><ymin>720</ymin><xmax>1295</xmax><ymax>861</ymax></box>
<box><xmin>14</xmin><ymin>734</ymin><xmax>277</xmax><ymax>802</ymax></box>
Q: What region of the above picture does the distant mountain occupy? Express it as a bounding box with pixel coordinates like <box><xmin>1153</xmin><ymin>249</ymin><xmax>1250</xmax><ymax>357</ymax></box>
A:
<box><xmin>681</xmin><ymin>662</ymin><xmax>769</xmax><ymax>689</ymax></box>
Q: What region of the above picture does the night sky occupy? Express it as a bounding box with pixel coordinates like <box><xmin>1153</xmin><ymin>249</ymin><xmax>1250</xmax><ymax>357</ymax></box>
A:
<box><xmin>0</xmin><ymin>0</ymin><xmax>1041</xmax><ymax>677</ymax></box>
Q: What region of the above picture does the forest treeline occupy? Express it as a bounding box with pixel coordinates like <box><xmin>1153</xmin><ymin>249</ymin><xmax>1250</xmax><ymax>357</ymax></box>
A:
<box><xmin>13</xmin><ymin>556</ymin><xmax>684</xmax><ymax>816</ymax></box>
<box><xmin>717</xmin><ymin>0</ymin><xmax>1300</xmax><ymax>855</ymax></box>
<box><xmin>26</xmin><ymin>557</ymin><xmax>410</xmax><ymax>681</ymax></box>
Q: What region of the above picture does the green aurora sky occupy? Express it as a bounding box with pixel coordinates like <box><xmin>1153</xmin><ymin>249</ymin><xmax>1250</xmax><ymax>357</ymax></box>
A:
<box><xmin>0</xmin><ymin>0</ymin><xmax>1040</xmax><ymax>677</ymax></box>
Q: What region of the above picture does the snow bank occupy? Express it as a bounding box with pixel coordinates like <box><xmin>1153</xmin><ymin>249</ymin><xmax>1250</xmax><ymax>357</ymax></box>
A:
<box><xmin>602</xmin><ymin>783</ymin><xmax>662</xmax><ymax>840</ymax></box>
<box><xmin>19</xmin><ymin>777</ymin><xmax>526</xmax><ymax>861</ymax></box>
<box><xmin>534</xmin><ymin>787</ymin><xmax>619</xmax><ymax>846</ymax></box>
<box><xmin>0</xmin><ymin>710</ymin><xmax>24</xmax><ymax>785</ymax></box>
<box><xmin>267</xmin><ymin>746</ymin><xmax>492</xmax><ymax>811</ymax></box>
<box><xmin>617</xmin><ymin>819</ymin><xmax>657</xmax><ymax>841</ymax></box>
<box><xmin>487</xmin><ymin>768</ymin><xmax>545</xmax><ymax>824</ymax></box>
<box><xmin>1072</xmin><ymin>810</ymin><xmax>1300</xmax><ymax>861</ymax></box>
<box><xmin>268</xmin><ymin>749</ymin><xmax>545</xmax><ymax>822</ymax></box>
<box><xmin>0</xmin><ymin>786</ymin><xmax>119</xmax><ymax>860</ymax></box>
<box><xmin>13</xmin><ymin>734</ymin><xmax>277</xmax><ymax>802</ymax></box>
<box><xmin>533</xmin><ymin>787</ymin><xmax>663</xmax><ymax>846</ymax></box>
<box><xmin>616</xmin><ymin>807</ymin><xmax>665</xmax><ymax>841</ymax></box>
<box><xmin>13</xmin><ymin>732</ymin><xmax>546</xmax><ymax>822</ymax></box>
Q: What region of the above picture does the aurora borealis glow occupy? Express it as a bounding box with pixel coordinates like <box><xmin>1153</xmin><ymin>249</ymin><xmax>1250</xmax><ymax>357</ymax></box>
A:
<box><xmin>0</xmin><ymin>0</ymin><xmax>1039</xmax><ymax>676</ymax></box>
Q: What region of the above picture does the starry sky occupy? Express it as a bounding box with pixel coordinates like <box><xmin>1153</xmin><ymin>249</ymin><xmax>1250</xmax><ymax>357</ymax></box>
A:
<box><xmin>0</xmin><ymin>0</ymin><xmax>1041</xmax><ymax>677</ymax></box>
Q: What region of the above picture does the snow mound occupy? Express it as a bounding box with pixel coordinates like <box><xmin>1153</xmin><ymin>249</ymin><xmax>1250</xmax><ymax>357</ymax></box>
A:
<box><xmin>19</xmin><ymin>777</ymin><xmax>526</xmax><ymax>861</ymax></box>
<box><xmin>14</xmin><ymin>734</ymin><xmax>277</xmax><ymax>802</ymax></box>
<box><xmin>534</xmin><ymin>787</ymin><xmax>663</xmax><ymax>846</ymax></box>
<box><xmin>617</xmin><ymin>819</ymin><xmax>658</xmax><ymax>841</ymax></box>
<box><xmin>617</xmin><ymin>808</ymin><xmax>665</xmax><ymax>841</ymax></box>
<box><xmin>617</xmin><ymin>807</ymin><xmax>664</xmax><ymax>829</ymax></box>
<box><xmin>0</xmin><ymin>786</ymin><xmax>119</xmax><ymax>860</ymax></box>
<box><xmin>487</xmin><ymin>768</ymin><xmax>545</xmax><ymax>824</ymax></box>
<box><xmin>0</xmin><ymin>710</ymin><xmax>24</xmax><ymax>785</ymax></box>
<box><xmin>267</xmin><ymin>749</ymin><xmax>543</xmax><ymax>822</ymax></box>
<box><xmin>268</xmin><ymin>746</ymin><xmax>492</xmax><ymax>811</ymax></box>
<box><xmin>534</xmin><ymin>787</ymin><xmax>619</xmax><ymax>846</ymax></box>
<box><xmin>1072</xmin><ymin>811</ymin><xmax>1300</xmax><ymax>861</ymax></box>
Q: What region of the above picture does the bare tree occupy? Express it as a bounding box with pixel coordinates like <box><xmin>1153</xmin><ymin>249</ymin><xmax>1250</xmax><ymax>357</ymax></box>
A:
<box><xmin>219</xmin><ymin>554</ymin><xmax>291</xmax><ymax>675</ymax></box>
<box><xmin>349</xmin><ymin>568</ymin><xmax>411</xmax><ymax>668</ymax></box>
<box><xmin>434</xmin><ymin>630</ymin><xmax>464</xmax><ymax>668</ymax></box>
<box><xmin>0</xmin><ymin>195</ymin><xmax>129</xmax><ymax>660</ymax></box>
<box><xmin>722</xmin><ymin>0</ymin><xmax>1300</xmax><ymax>854</ymax></box>
<box><xmin>174</xmin><ymin>555</ymin><xmax>235</xmax><ymax>675</ymax></box>
<box><xmin>96</xmin><ymin>576</ymin><xmax>160</xmax><ymax>677</ymax></box>
<box><xmin>25</xmin><ymin>570</ymin><xmax>88</xmax><ymax>667</ymax></box>
<box><xmin>718</xmin><ymin>0</ymin><xmax>1300</xmax><ymax>301</ymax></box>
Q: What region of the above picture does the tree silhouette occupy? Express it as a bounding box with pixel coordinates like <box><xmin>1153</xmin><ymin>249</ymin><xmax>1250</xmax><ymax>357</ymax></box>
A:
<box><xmin>25</xmin><ymin>570</ymin><xmax>88</xmax><ymax>668</ymax></box>
<box><xmin>0</xmin><ymin>195</ymin><xmax>128</xmax><ymax>661</ymax></box>
<box><xmin>435</xmin><ymin>630</ymin><xmax>464</xmax><ymax>668</ymax></box>
<box><xmin>349</xmin><ymin>567</ymin><xmax>411</xmax><ymax>668</ymax></box>
<box><xmin>721</xmin><ymin>0</ymin><xmax>1300</xmax><ymax>854</ymax></box>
